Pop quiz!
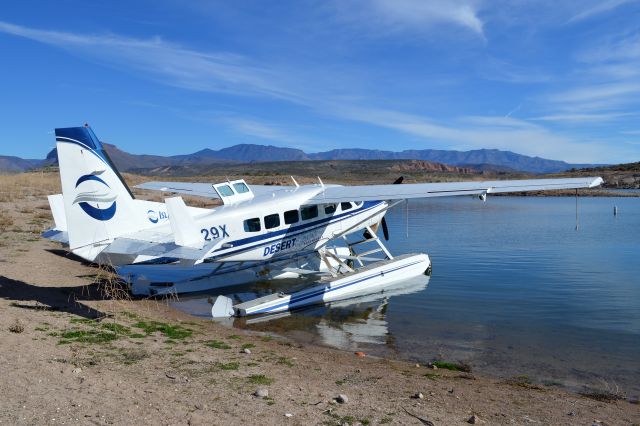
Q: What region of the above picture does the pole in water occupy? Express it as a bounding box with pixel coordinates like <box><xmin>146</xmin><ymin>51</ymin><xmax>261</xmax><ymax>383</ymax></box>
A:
<box><xmin>575</xmin><ymin>189</ymin><xmax>579</xmax><ymax>231</ymax></box>
<box><xmin>405</xmin><ymin>199</ymin><xmax>409</xmax><ymax>238</ymax></box>
<box><xmin>614</xmin><ymin>205</ymin><xmax>618</xmax><ymax>216</ymax></box>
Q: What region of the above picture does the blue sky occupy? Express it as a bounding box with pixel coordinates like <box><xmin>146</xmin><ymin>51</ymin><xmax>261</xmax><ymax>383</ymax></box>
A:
<box><xmin>1</xmin><ymin>1</ymin><xmax>639</xmax><ymax>163</ymax></box>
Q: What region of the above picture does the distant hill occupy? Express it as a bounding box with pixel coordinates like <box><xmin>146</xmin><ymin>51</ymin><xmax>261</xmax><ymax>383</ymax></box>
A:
<box><xmin>575</xmin><ymin>161</ymin><xmax>640</xmax><ymax>173</ymax></box>
<box><xmin>202</xmin><ymin>144</ymin><xmax>308</xmax><ymax>162</ymax></box>
<box><xmin>163</xmin><ymin>145</ymin><xmax>599</xmax><ymax>174</ymax></box>
<box><xmin>37</xmin><ymin>143</ymin><xmax>234</xmax><ymax>172</ymax></box>
<box><xmin>0</xmin><ymin>156</ymin><xmax>43</xmax><ymax>173</ymax></box>
<box><xmin>308</xmin><ymin>148</ymin><xmax>596</xmax><ymax>173</ymax></box>
<box><xmin>130</xmin><ymin>159</ymin><xmax>485</xmax><ymax>182</ymax></box>
<box><xmin>563</xmin><ymin>161</ymin><xmax>640</xmax><ymax>189</ymax></box>
<box><xmin>2</xmin><ymin>142</ymin><xmax>603</xmax><ymax>174</ymax></box>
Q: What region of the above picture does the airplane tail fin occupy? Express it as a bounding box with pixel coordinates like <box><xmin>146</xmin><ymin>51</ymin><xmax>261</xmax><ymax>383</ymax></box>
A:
<box><xmin>55</xmin><ymin>125</ymin><xmax>145</xmax><ymax>257</ymax></box>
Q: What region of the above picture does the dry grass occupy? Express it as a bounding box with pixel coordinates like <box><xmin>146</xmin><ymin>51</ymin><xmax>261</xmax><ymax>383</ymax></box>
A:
<box><xmin>35</xmin><ymin>210</ymin><xmax>51</xmax><ymax>220</ymax></box>
<box><xmin>90</xmin><ymin>264</ymin><xmax>132</xmax><ymax>318</ymax></box>
<box><xmin>580</xmin><ymin>380</ymin><xmax>626</xmax><ymax>402</ymax></box>
<box><xmin>0</xmin><ymin>172</ymin><xmax>61</xmax><ymax>203</ymax></box>
<box><xmin>83</xmin><ymin>262</ymin><xmax>183</xmax><ymax>327</ymax></box>
<box><xmin>0</xmin><ymin>214</ymin><xmax>14</xmax><ymax>232</ymax></box>
<box><xmin>8</xmin><ymin>320</ymin><xmax>24</xmax><ymax>334</ymax></box>
<box><xmin>0</xmin><ymin>171</ymin><xmax>218</xmax><ymax>217</ymax></box>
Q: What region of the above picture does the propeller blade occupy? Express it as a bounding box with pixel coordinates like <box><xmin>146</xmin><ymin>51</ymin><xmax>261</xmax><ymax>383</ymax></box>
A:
<box><xmin>380</xmin><ymin>177</ymin><xmax>400</xmax><ymax>240</ymax></box>
<box><xmin>381</xmin><ymin>217</ymin><xmax>389</xmax><ymax>240</ymax></box>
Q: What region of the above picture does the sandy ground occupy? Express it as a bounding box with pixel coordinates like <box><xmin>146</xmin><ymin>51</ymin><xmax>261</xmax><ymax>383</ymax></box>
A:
<box><xmin>1</xmin><ymin>175</ymin><xmax>639</xmax><ymax>425</ymax></box>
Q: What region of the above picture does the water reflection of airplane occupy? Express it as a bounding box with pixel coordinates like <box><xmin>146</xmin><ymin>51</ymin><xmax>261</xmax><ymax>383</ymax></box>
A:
<box><xmin>173</xmin><ymin>275</ymin><xmax>429</xmax><ymax>351</ymax></box>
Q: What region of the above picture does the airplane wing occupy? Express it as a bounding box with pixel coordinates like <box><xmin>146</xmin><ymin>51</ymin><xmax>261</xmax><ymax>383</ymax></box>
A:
<box><xmin>135</xmin><ymin>181</ymin><xmax>222</xmax><ymax>198</ymax></box>
<box><xmin>304</xmin><ymin>177</ymin><xmax>604</xmax><ymax>203</ymax></box>
<box><xmin>135</xmin><ymin>181</ymin><xmax>295</xmax><ymax>198</ymax></box>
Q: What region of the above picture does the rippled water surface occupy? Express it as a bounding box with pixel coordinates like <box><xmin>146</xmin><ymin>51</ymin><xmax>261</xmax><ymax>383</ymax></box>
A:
<box><xmin>172</xmin><ymin>196</ymin><xmax>640</xmax><ymax>395</ymax></box>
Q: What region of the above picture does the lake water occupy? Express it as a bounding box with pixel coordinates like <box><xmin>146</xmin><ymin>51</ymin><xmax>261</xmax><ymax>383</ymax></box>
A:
<box><xmin>172</xmin><ymin>196</ymin><xmax>640</xmax><ymax>396</ymax></box>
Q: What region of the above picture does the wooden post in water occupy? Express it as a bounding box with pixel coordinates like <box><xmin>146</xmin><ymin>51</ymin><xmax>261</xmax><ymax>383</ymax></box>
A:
<box><xmin>614</xmin><ymin>205</ymin><xmax>618</xmax><ymax>216</ymax></box>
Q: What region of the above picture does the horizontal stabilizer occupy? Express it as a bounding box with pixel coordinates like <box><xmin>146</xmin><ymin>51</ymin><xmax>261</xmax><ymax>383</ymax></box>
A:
<box><xmin>102</xmin><ymin>237</ymin><xmax>222</xmax><ymax>262</ymax></box>
<box><xmin>47</xmin><ymin>194</ymin><xmax>67</xmax><ymax>231</ymax></box>
<box><xmin>41</xmin><ymin>229</ymin><xmax>69</xmax><ymax>244</ymax></box>
<box><xmin>165</xmin><ymin>197</ymin><xmax>203</xmax><ymax>249</ymax></box>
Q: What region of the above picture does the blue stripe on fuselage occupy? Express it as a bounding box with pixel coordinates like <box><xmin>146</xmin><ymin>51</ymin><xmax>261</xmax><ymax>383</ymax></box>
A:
<box><xmin>206</xmin><ymin>200</ymin><xmax>384</xmax><ymax>260</ymax></box>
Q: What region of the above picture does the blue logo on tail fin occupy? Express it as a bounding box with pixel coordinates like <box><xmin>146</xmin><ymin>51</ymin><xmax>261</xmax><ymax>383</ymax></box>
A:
<box><xmin>73</xmin><ymin>174</ymin><xmax>117</xmax><ymax>221</ymax></box>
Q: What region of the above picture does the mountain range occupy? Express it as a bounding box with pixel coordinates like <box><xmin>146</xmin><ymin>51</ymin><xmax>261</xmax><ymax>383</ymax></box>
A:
<box><xmin>1</xmin><ymin>142</ymin><xmax>599</xmax><ymax>174</ymax></box>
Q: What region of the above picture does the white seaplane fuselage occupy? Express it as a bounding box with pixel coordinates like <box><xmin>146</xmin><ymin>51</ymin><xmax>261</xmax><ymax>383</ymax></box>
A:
<box><xmin>193</xmin><ymin>187</ymin><xmax>386</xmax><ymax>262</ymax></box>
<box><xmin>113</xmin><ymin>185</ymin><xmax>391</xmax><ymax>295</ymax></box>
<box><xmin>128</xmin><ymin>185</ymin><xmax>387</xmax><ymax>264</ymax></box>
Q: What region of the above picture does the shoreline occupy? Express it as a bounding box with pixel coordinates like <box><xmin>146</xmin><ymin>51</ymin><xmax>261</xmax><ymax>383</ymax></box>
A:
<box><xmin>1</xmin><ymin>238</ymin><xmax>639</xmax><ymax>425</ymax></box>
<box><xmin>1</xmin><ymin>173</ymin><xmax>638</xmax><ymax>424</ymax></box>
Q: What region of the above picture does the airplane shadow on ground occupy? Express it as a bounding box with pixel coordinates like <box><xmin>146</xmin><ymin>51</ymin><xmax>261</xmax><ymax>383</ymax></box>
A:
<box><xmin>45</xmin><ymin>248</ymin><xmax>93</xmax><ymax>265</ymax></box>
<box><xmin>0</xmin><ymin>275</ymin><xmax>111</xmax><ymax>319</ymax></box>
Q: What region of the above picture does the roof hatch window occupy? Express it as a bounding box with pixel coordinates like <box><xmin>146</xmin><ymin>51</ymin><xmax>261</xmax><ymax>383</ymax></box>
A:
<box><xmin>233</xmin><ymin>182</ymin><xmax>250</xmax><ymax>194</ymax></box>
<box><xmin>217</xmin><ymin>185</ymin><xmax>234</xmax><ymax>197</ymax></box>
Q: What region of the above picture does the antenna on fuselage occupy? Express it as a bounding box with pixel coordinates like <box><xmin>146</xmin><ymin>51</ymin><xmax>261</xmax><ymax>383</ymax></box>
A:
<box><xmin>290</xmin><ymin>176</ymin><xmax>300</xmax><ymax>188</ymax></box>
<box><xmin>317</xmin><ymin>176</ymin><xmax>325</xmax><ymax>188</ymax></box>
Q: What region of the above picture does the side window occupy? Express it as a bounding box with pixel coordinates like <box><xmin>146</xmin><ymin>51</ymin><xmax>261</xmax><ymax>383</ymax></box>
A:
<box><xmin>301</xmin><ymin>205</ymin><xmax>318</xmax><ymax>220</ymax></box>
<box><xmin>217</xmin><ymin>185</ymin><xmax>234</xmax><ymax>197</ymax></box>
<box><xmin>324</xmin><ymin>204</ymin><xmax>336</xmax><ymax>214</ymax></box>
<box><xmin>243</xmin><ymin>218</ymin><xmax>261</xmax><ymax>232</ymax></box>
<box><xmin>284</xmin><ymin>210</ymin><xmax>299</xmax><ymax>225</ymax></box>
<box><xmin>264</xmin><ymin>213</ymin><xmax>280</xmax><ymax>229</ymax></box>
<box><xmin>340</xmin><ymin>202</ymin><xmax>353</xmax><ymax>211</ymax></box>
<box><xmin>233</xmin><ymin>182</ymin><xmax>250</xmax><ymax>194</ymax></box>
<box><xmin>354</xmin><ymin>201</ymin><xmax>363</xmax><ymax>208</ymax></box>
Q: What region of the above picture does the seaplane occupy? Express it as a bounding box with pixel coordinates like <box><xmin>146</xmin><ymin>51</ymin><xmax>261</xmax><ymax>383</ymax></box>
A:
<box><xmin>43</xmin><ymin>125</ymin><xmax>604</xmax><ymax>317</ymax></box>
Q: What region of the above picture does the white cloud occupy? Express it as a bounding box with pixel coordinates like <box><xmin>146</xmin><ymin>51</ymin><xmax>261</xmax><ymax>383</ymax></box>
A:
<box><xmin>568</xmin><ymin>0</ymin><xmax>639</xmax><ymax>23</ymax></box>
<box><xmin>532</xmin><ymin>112</ymin><xmax>638</xmax><ymax>123</ymax></box>
<box><xmin>223</xmin><ymin>118</ymin><xmax>287</xmax><ymax>141</ymax></box>
<box><xmin>578</xmin><ymin>31</ymin><xmax>640</xmax><ymax>63</ymax></box>
<box><xmin>549</xmin><ymin>82</ymin><xmax>640</xmax><ymax>105</ymax></box>
<box><xmin>0</xmin><ymin>21</ymin><xmax>300</xmax><ymax>102</ymax></box>
<box><xmin>1</xmin><ymin>19</ymin><xmax>633</xmax><ymax>163</ymax></box>
<box><xmin>331</xmin><ymin>0</ymin><xmax>485</xmax><ymax>37</ymax></box>
<box><xmin>206</xmin><ymin>114</ymin><xmax>331</xmax><ymax>152</ymax></box>
<box><xmin>480</xmin><ymin>57</ymin><xmax>550</xmax><ymax>84</ymax></box>
<box><xmin>335</xmin><ymin>106</ymin><xmax>609</xmax><ymax>162</ymax></box>
<box><xmin>541</xmin><ymin>30</ymin><xmax>640</xmax><ymax>115</ymax></box>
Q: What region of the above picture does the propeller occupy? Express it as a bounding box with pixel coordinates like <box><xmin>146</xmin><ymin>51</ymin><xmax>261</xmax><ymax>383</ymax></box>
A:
<box><xmin>381</xmin><ymin>216</ymin><xmax>389</xmax><ymax>240</ymax></box>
